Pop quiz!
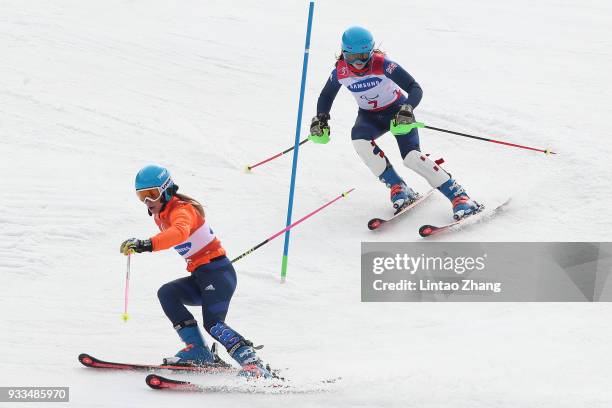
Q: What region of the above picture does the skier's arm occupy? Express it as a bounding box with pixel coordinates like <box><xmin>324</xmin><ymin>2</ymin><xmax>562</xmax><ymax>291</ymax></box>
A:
<box><xmin>384</xmin><ymin>59</ymin><xmax>423</xmax><ymax>108</ymax></box>
<box><xmin>150</xmin><ymin>207</ymin><xmax>194</xmax><ymax>251</ymax></box>
<box><xmin>316</xmin><ymin>69</ymin><xmax>342</xmax><ymax>116</ymax></box>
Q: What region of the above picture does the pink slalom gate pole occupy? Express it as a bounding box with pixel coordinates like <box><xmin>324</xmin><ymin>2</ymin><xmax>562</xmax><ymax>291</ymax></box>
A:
<box><xmin>231</xmin><ymin>188</ymin><xmax>355</xmax><ymax>265</ymax></box>
<box><xmin>122</xmin><ymin>254</ymin><xmax>131</xmax><ymax>322</ymax></box>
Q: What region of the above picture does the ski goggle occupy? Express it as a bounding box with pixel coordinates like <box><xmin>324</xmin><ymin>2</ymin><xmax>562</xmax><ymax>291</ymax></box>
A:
<box><xmin>135</xmin><ymin>177</ymin><xmax>173</xmax><ymax>203</ymax></box>
<box><xmin>343</xmin><ymin>51</ymin><xmax>372</xmax><ymax>64</ymax></box>
<box><xmin>136</xmin><ymin>187</ymin><xmax>164</xmax><ymax>203</ymax></box>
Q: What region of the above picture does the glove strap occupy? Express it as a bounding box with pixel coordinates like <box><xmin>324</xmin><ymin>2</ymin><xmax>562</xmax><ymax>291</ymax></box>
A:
<box><xmin>309</xmin><ymin>127</ymin><xmax>330</xmax><ymax>144</ymax></box>
<box><xmin>140</xmin><ymin>239</ymin><xmax>153</xmax><ymax>252</ymax></box>
<box><xmin>390</xmin><ymin>120</ymin><xmax>425</xmax><ymax>136</ymax></box>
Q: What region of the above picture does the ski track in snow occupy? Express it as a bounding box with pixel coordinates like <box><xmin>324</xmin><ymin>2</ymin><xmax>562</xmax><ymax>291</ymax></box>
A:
<box><xmin>1</xmin><ymin>0</ymin><xmax>612</xmax><ymax>407</ymax></box>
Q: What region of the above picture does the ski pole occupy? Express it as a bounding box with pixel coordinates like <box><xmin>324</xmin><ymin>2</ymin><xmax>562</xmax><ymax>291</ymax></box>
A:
<box><xmin>245</xmin><ymin>138</ymin><xmax>310</xmax><ymax>171</ymax></box>
<box><xmin>231</xmin><ymin>188</ymin><xmax>354</xmax><ymax>264</ymax></box>
<box><xmin>411</xmin><ymin>122</ymin><xmax>555</xmax><ymax>155</ymax></box>
<box><xmin>122</xmin><ymin>253</ymin><xmax>131</xmax><ymax>322</ymax></box>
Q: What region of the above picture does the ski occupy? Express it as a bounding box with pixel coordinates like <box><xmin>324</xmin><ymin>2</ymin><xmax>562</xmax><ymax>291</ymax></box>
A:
<box><xmin>146</xmin><ymin>373</ymin><xmax>291</xmax><ymax>394</ymax></box>
<box><xmin>419</xmin><ymin>198</ymin><xmax>511</xmax><ymax>237</ymax></box>
<box><xmin>368</xmin><ymin>188</ymin><xmax>435</xmax><ymax>230</ymax></box>
<box><xmin>146</xmin><ymin>374</ymin><xmax>203</xmax><ymax>391</ymax></box>
<box><xmin>78</xmin><ymin>352</ymin><xmax>237</xmax><ymax>374</ymax></box>
<box><xmin>145</xmin><ymin>373</ymin><xmax>340</xmax><ymax>395</ymax></box>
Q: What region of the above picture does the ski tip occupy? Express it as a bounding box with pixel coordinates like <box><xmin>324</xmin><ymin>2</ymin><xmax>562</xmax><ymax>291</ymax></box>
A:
<box><xmin>146</xmin><ymin>374</ymin><xmax>199</xmax><ymax>391</ymax></box>
<box><xmin>146</xmin><ymin>374</ymin><xmax>165</xmax><ymax>389</ymax></box>
<box><xmin>245</xmin><ymin>165</ymin><xmax>252</xmax><ymax>172</ymax></box>
<box><xmin>78</xmin><ymin>353</ymin><xmax>94</xmax><ymax>367</ymax></box>
<box><xmin>367</xmin><ymin>218</ymin><xmax>384</xmax><ymax>230</ymax></box>
<box><xmin>418</xmin><ymin>225</ymin><xmax>436</xmax><ymax>237</ymax></box>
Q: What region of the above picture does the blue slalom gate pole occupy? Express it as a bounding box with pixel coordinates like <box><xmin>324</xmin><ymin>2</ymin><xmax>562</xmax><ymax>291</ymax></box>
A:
<box><xmin>281</xmin><ymin>1</ymin><xmax>315</xmax><ymax>283</ymax></box>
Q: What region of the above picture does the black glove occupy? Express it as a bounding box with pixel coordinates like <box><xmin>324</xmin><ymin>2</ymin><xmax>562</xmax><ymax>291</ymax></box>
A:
<box><xmin>394</xmin><ymin>104</ymin><xmax>415</xmax><ymax>125</ymax></box>
<box><xmin>309</xmin><ymin>113</ymin><xmax>330</xmax><ymax>137</ymax></box>
<box><xmin>120</xmin><ymin>238</ymin><xmax>153</xmax><ymax>255</ymax></box>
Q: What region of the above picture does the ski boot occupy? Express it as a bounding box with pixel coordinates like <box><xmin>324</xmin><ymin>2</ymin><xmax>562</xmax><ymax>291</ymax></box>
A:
<box><xmin>208</xmin><ymin>322</ymin><xmax>273</xmax><ymax>379</ymax></box>
<box><xmin>437</xmin><ymin>178</ymin><xmax>482</xmax><ymax>220</ymax></box>
<box><xmin>163</xmin><ymin>323</ymin><xmax>215</xmax><ymax>366</ymax></box>
<box><xmin>230</xmin><ymin>340</ymin><xmax>273</xmax><ymax>379</ymax></box>
<box><xmin>379</xmin><ymin>166</ymin><xmax>419</xmax><ymax>211</ymax></box>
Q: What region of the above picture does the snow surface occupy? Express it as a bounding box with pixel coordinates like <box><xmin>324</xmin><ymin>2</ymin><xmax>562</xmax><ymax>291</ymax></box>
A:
<box><xmin>1</xmin><ymin>0</ymin><xmax>612</xmax><ymax>406</ymax></box>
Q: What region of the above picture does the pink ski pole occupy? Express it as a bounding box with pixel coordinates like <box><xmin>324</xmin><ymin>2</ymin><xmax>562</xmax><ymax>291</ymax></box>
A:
<box><xmin>245</xmin><ymin>138</ymin><xmax>310</xmax><ymax>171</ymax></box>
<box><xmin>121</xmin><ymin>253</ymin><xmax>131</xmax><ymax>322</ymax></box>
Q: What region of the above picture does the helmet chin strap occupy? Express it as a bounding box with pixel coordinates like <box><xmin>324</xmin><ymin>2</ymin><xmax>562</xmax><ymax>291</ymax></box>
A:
<box><xmin>158</xmin><ymin>184</ymin><xmax>180</xmax><ymax>213</ymax></box>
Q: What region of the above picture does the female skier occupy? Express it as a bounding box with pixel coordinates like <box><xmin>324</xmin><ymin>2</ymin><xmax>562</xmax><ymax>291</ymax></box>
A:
<box><xmin>119</xmin><ymin>164</ymin><xmax>271</xmax><ymax>378</ymax></box>
<box><xmin>309</xmin><ymin>26</ymin><xmax>481</xmax><ymax>219</ymax></box>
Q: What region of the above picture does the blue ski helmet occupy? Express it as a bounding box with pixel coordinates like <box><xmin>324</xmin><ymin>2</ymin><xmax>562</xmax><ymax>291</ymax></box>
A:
<box><xmin>134</xmin><ymin>164</ymin><xmax>175</xmax><ymax>202</ymax></box>
<box><xmin>341</xmin><ymin>26</ymin><xmax>374</xmax><ymax>65</ymax></box>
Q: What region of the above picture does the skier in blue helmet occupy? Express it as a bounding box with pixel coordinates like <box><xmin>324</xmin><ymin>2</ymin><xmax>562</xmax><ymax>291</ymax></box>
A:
<box><xmin>310</xmin><ymin>26</ymin><xmax>481</xmax><ymax>219</ymax></box>
<box><xmin>134</xmin><ymin>164</ymin><xmax>176</xmax><ymax>205</ymax></box>
<box><xmin>120</xmin><ymin>164</ymin><xmax>273</xmax><ymax>378</ymax></box>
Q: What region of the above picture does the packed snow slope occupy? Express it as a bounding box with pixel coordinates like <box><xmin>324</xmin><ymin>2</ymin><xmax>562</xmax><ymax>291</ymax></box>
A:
<box><xmin>1</xmin><ymin>0</ymin><xmax>612</xmax><ymax>407</ymax></box>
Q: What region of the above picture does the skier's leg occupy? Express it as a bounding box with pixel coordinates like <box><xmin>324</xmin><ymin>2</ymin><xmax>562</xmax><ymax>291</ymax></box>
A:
<box><xmin>157</xmin><ymin>276</ymin><xmax>200</xmax><ymax>324</ymax></box>
<box><xmin>395</xmin><ymin>128</ymin><xmax>481</xmax><ymax>219</ymax></box>
<box><xmin>395</xmin><ymin>128</ymin><xmax>450</xmax><ymax>187</ymax></box>
<box><xmin>192</xmin><ymin>260</ymin><xmax>236</xmax><ymax>332</ymax></box>
<box><xmin>352</xmin><ymin>111</ymin><xmax>418</xmax><ymax>209</ymax></box>
<box><xmin>192</xmin><ymin>257</ymin><xmax>271</xmax><ymax>378</ymax></box>
<box><xmin>351</xmin><ymin>110</ymin><xmax>393</xmax><ymax>177</ymax></box>
<box><xmin>157</xmin><ymin>277</ymin><xmax>215</xmax><ymax>364</ymax></box>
